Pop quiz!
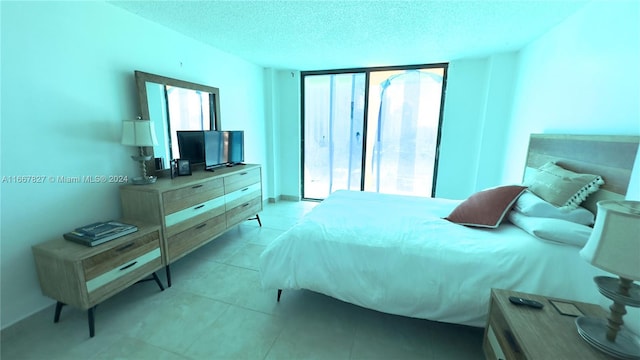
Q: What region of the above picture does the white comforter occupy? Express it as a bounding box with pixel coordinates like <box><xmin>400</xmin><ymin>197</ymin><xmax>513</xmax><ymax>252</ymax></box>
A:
<box><xmin>259</xmin><ymin>190</ymin><xmax>603</xmax><ymax>327</ymax></box>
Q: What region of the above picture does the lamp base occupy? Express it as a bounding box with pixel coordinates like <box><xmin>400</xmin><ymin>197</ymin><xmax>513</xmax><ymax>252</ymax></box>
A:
<box><xmin>576</xmin><ymin>317</ymin><xmax>640</xmax><ymax>359</ymax></box>
<box><xmin>595</xmin><ymin>276</ymin><xmax>640</xmax><ymax>307</ymax></box>
<box><xmin>130</xmin><ymin>176</ymin><xmax>157</xmax><ymax>185</ymax></box>
<box><xmin>131</xmin><ymin>155</ymin><xmax>152</xmax><ymax>162</ymax></box>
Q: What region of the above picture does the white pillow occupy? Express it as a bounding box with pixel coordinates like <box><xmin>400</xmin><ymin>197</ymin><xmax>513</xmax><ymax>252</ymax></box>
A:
<box><xmin>513</xmin><ymin>190</ymin><xmax>595</xmax><ymax>225</ymax></box>
<box><xmin>508</xmin><ymin>211</ymin><xmax>592</xmax><ymax>247</ymax></box>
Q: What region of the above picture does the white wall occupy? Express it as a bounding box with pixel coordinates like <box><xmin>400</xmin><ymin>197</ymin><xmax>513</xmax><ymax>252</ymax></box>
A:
<box><xmin>436</xmin><ymin>59</ymin><xmax>488</xmax><ymax>198</ymax></box>
<box><xmin>436</xmin><ymin>54</ymin><xmax>518</xmax><ymax>199</ymax></box>
<box><xmin>273</xmin><ymin>70</ymin><xmax>302</xmax><ymax>200</ymax></box>
<box><xmin>0</xmin><ymin>1</ymin><xmax>267</xmax><ymax>329</ymax></box>
<box><xmin>502</xmin><ymin>0</ymin><xmax>640</xmax><ymax>183</ymax></box>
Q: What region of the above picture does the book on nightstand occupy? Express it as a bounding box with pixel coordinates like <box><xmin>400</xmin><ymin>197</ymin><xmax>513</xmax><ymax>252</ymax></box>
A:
<box><xmin>63</xmin><ymin>221</ymin><xmax>138</xmax><ymax>246</ymax></box>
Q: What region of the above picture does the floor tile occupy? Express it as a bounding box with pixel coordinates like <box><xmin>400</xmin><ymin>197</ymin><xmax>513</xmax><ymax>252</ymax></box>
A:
<box><xmin>185</xmin><ymin>305</ymin><xmax>284</xmax><ymax>359</ymax></box>
<box><xmin>124</xmin><ymin>291</ymin><xmax>230</xmax><ymax>353</ymax></box>
<box><xmin>2</xmin><ymin>200</ymin><xmax>484</xmax><ymax>360</ymax></box>
<box><xmin>90</xmin><ymin>336</ymin><xmax>189</xmax><ymax>360</ymax></box>
<box><xmin>225</xmin><ymin>243</ymin><xmax>266</xmax><ymax>270</ymax></box>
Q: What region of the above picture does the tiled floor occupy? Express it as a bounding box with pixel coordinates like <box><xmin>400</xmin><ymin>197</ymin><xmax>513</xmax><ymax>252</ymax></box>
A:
<box><xmin>1</xmin><ymin>200</ymin><xmax>484</xmax><ymax>359</ymax></box>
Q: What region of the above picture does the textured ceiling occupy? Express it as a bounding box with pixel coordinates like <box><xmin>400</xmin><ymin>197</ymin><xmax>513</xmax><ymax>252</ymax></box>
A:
<box><xmin>109</xmin><ymin>0</ymin><xmax>589</xmax><ymax>70</ymax></box>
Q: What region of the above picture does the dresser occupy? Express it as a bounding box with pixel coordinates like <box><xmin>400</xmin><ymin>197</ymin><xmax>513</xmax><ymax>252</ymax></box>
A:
<box><xmin>120</xmin><ymin>164</ymin><xmax>263</xmax><ymax>286</ymax></box>
<box><xmin>483</xmin><ymin>288</ymin><xmax>613</xmax><ymax>359</ymax></box>
<box><xmin>32</xmin><ymin>224</ymin><xmax>164</xmax><ymax>337</ymax></box>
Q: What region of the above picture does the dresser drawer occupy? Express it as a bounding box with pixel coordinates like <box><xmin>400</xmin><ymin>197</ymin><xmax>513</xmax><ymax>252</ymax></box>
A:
<box><xmin>163</xmin><ymin>178</ymin><xmax>224</xmax><ymax>215</ymax></box>
<box><xmin>86</xmin><ymin>248</ymin><xmax>161</xmax><ymax>303</ymax></box>
<box><xmin>224</xmin><ymin>182</ymin><xmax>262</xmax><ymax>210</ymax></box>
<box><xmin>166</xmin><ymin>213</ymin><xmax>227</xmax><ymax>262</ymax></box>
<box><xmin>224</xmin><ymin>168</ymin><xmax>260</xmax><ymax>194</ymax></box>
<box><xmin>82</xmin><ymin>229</ymin><xmax>162</xmax><ymax>305</ymax></box>
<box><xmin>226</xmin><ymin>196</ymin><xmax>262</xmax><ymax>227</ymax></box>
<box><xmin>82</xmin><ymin>231</ymin><xmax>159</xmax><ymax>281</ymax></box>
<box><xmin>165</xmin><ymin>196</ymin><xmax>226</xmax><ymax>236</ymax></box>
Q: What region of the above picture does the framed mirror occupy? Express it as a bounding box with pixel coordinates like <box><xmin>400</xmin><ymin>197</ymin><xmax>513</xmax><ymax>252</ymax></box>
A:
<box><xmin>134</xmin><ymin>71</ymin><xmax>221</xmax><ymax>173</ymax></box>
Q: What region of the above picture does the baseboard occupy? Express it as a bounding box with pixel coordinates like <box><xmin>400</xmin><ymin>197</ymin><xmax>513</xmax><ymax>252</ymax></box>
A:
<box><xmin>265</xmin><ymin>195</ymin><xmax>301</xmax><ymax>205</ymax></box>
<box><xmin>279</xmin><ymin>194</ymin><xmax>301</xmax><ymax>202</ymax></box>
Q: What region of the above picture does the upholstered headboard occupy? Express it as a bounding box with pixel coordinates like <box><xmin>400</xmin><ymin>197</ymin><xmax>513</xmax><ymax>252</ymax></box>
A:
<box><xmin>524</xmin><ymin>134</ymin><xmax>639</xmax><ymax>214</ymax></box>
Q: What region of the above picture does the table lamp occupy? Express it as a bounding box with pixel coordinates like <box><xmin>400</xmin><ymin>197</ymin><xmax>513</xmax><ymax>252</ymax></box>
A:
<box><xmin>577</xmin><ymin>200</ymin><xmax>640</xmax><ymax>359</ymax></box>
<box><xmin>121</xmin><ymin>119</ymin><xmax>158</xmax><ymax>185</ymax></box>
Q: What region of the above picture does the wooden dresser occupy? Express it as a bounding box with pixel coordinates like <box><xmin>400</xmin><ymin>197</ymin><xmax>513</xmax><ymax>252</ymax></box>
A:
<box><xmin>120</xmin><ymin>164</ymin><xmax>263</xmax><ymax>286</ymax></box>
<box><xmin>32</xmin><ymin>224</ymin><xmax>164</xmax><ymax>337</ymax></box>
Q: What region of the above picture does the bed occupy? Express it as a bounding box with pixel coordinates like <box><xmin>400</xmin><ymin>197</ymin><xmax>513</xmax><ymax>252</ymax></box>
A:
<box><xmin>259</xmin><ymin>134</ymin><xmax>639</xmax><ymax>327</ymax></box>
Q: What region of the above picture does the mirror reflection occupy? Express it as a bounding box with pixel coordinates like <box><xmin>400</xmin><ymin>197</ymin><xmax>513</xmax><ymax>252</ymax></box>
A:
<box><xmin>134</xmin><ymin>71</ymin><xmax>221</xmax><ymax>172</ymax></box>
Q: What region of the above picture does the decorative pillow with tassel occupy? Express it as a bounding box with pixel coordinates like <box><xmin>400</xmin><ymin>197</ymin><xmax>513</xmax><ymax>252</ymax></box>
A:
<box><xmin>523</xmin><ymin>162</ymin><xmax>604</xmax><ymax>210</ymax></box>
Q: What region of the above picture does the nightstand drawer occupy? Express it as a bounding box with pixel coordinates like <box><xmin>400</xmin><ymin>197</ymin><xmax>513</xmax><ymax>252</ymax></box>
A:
<box><xmin>166</xmin><ymin>213</ymin><xmax>227</xmax><ymax>261</ymax></box>
<box><xmin>486</xmin><ymin>312</ymin><xmax>524</xmax><ymax>360</ymax></box>
<box><xmin>163</xmin><ymin>178</ymin><xmax>224</xmax><ymax>215</ymax></box>
<box><xmin>86</xmin><ymin>248</ymin><xmax>161</xmax><ymax>294</ymax></box>
<box><xmin>82</xmin><ymin>230</ymin><xmax>159</xmax><ymax>281</ymax></box>
<box><xmin>223</xmin><ymin>168</ymin><xmax>260</xmax><ymax>194</ymax></box>
<box><xmin>485</xmin><ymin>325</ymin><xmax>507</xmax><ymax>360</ymax></box>
<box><xmin>484</xmin><ymin>290</ymin><xmax>527</xmax><ymax>360</ymax></box>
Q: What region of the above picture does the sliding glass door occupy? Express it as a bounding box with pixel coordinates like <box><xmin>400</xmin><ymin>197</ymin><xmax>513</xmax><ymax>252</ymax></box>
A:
<box><xmin>302</xmin><ymin>65</ymin><xmax>447</xmax><ymax>200</ymax></box>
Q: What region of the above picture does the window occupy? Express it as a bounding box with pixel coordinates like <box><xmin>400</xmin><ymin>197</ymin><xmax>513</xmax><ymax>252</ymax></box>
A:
<box><xmin>302</xmin><ymin>64</ymin><xmax>447</xmax><ymax>200</ymax></box>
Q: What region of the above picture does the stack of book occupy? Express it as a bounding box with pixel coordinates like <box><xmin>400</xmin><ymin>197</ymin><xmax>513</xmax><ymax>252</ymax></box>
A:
<box><xmin>63</xmin><ymin>221</ymin><xmax>138</xmax><ymax>247</ymax></box>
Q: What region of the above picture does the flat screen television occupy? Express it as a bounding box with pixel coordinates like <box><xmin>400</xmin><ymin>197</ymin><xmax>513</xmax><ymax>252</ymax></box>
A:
<box><xmin>176</xmin><ymin>130</ymin><xmax>244</xmax><ymax>170</ymax></box>
<box><xmin>204</xmin><ymin>130</ymin><xmax>225</xmax><ymax>170</ymax></box>
<box><xmin>225</xmin><ymin>130</ymin><xmax>245</xmax><ymax>165</ymax></box>
<box><xmin>176</xmin><ymin>130</ymin><xmax>205</xmax><ymax>164</ymax></box>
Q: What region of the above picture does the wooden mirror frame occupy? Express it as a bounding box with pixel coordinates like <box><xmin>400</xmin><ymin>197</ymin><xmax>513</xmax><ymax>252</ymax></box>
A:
<box><xmin>134</xmin><ymin>70</ymin><xmax>222</xmax><ymax>175</ymax></box>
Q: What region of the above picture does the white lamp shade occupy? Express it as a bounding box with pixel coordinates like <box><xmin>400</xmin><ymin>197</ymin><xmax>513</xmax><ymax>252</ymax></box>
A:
<box><xmin>580</xmin><ymin>200</ymin><xmax>640</xmax><ymax>280</ymax></box>
<box><xmin>121</xmin><ymin>120</ymin><xmax>158</xmax><ymax>147</ymax></box>
<box><xmin>626</xmin><ymin>147</ymin><xmax>640</xmax><ymax>200</ymax></box>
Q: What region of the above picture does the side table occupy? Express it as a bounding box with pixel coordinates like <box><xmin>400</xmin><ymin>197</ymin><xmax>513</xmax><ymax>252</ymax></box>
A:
<box><xmin>483</xmin><ymin>288</ymin><xmax>615</xmax><ymax>359</ymax></box>
<box><xmin>32</xmin><ymin>223</ymin><xmax>164</xmax><ymax>337</ymax></box>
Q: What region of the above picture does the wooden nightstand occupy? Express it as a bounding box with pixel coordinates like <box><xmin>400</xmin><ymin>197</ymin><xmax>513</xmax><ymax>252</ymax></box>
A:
<box><xmin>32</xmin><ymin>223</ymin><xmax>164</xmax><ymax>337</ymax></box>
<box><xmin>483</xmin><ymin>288</ymin><xmax>615</xmax><ymax>359</ymax></box>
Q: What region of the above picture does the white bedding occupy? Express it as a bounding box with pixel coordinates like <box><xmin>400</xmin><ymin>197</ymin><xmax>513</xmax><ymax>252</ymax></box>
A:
<box><xmin>259</xmin><ymin>190</ymin><xmax>604</xmax><ymax>327</ymax></box>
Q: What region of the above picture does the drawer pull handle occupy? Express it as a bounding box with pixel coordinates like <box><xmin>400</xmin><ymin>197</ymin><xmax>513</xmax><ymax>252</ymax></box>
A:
<box><xmin>194</xmin><ymin>204</ymin><xmax>205</xmax><ymax>210</ymax></box>
<box><xmin>242</xmin><ymin>187</ymin><xmax>249</xmax><ymax>192</ymax></box>
<box><xmin>116</xmin><ymin>243</ymin><xmax>134</xmax><ymax>252</ymax></box>
<box><xmin>195</xmin><ymin>223</ymin><xmax>207</xmax><ymax>230</ymax></box>
<box><xmin>242</xmin><ymin>203</ymin><xmax>250</xmax><ymax>208</ymax></box>
<box><xmin>240</xmin><ymin>172</ymin><xmax>247</xmax><ymax>175</ymax></box>
<box><xmin>119</xmin><ymin>261</ymin><xmax>137</xmax><ymax>271</ymax></box>
<box><xmin>192</xmin><ymin>184</ymin><xmax>203</xmax><ymax>189</ymax></box>
<box><xmin>504</xmin><ymin>330</ymin><xmax>521</xmax><ymax>353</ymax></box>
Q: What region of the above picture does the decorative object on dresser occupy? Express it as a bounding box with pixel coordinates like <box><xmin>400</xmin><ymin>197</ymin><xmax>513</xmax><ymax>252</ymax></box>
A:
<box><xmin>121</xmin><ymin>119</ymin><xmax>159</xmax><ymax>185</ymax></box>
<box><xmin>32</xmin><ymin>224</ymin><xmax>164</xmax><ymax>338</ymax></box>
<box><xmin>63</xmin><ymin>220</ymin><xmax>138</xmax><ymax>246</ymax></box>
<box><xmin>120</xmin><ymin>164</ymin><xmax>263</xmax><ymax>287</ymax></box>
<box><xmin>483</xmin><ymin>288</ymin><xmax>614</xmax><ymax>359</ymax></box>
<box><xmin>578</xmin><ymin>200</ymin><xmax>640</xmax><ymax>359</ymax></box>
<box><xmin>176</xmin><ymin>159</ymin><xmax>192</xmax><ymax>176</ymax></box>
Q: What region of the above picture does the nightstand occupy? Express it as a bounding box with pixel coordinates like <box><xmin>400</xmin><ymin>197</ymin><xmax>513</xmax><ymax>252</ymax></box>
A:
<box><xmin>32</xmin><ymin>223</ymin><xmax>164</xmax><ymax>337</ymax></box>
<box><xmin>483</xmin><ymin>288</ymin><xmax>614</xmax><ymax>359</ymax></box>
